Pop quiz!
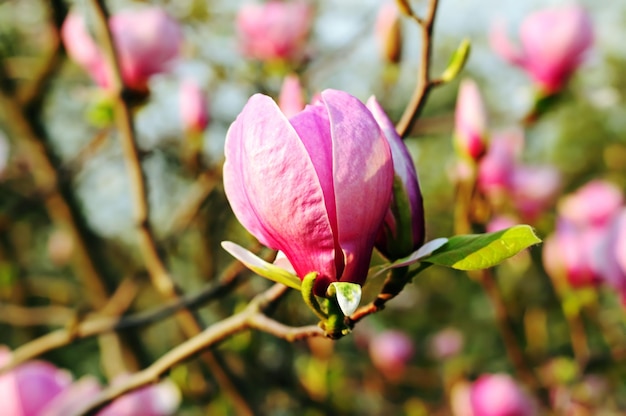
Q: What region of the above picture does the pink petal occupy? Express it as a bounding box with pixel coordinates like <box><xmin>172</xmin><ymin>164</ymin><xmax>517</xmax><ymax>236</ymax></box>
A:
<box><xmin>322</xmin><ymin>90</ymin><xmax>393</xmax><ymax>285</ymax></box>
<box><xmin>223</xmin><ymin>94</ymin><xmax>337</xmax><ymax>283</ymax></box>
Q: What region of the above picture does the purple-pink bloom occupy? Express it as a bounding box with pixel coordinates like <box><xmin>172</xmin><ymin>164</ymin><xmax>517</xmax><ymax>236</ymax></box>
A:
<box><xmin>236</xmin><ymin>1</ymin><xmax>313</xmax><ymax>63</ymax></box>
<box><xmin>179</xmin><ymin>79</ymin><xmax>210</xmax><ymax>133</ymax></box>
<box><xmin>558</xmin><ymin>180</ymin><xmax>623</xmax><ymax>228</ymax></box>
<box><xmin>490</xmin><ymin>5</ymin><xmax>593</xmax><ymax>95</ymax></box>
<box><xmin>223</xmin><ymin>89</ymin><xmax>393</xmax><ymax>295</ymax></box>
<box><xmin>62</xmin><ymin>7</ymin><xmax>182</xmax><ymax>92</ymax></box>
<box><xmin>366</xmin><ymin>97</ymin><xmax>424</xmax><ymax>259</ymax></box>
<box><xmin>454</xmin><ymin>79</ymin><xmax>488</xmax><ymax>161</ymax></box>
<box><xmin>469</xmin><ymin>374</ymin><xmax>536</xmax><ymax>416</ymax></box>
<box><xmin>510</xmin><ymin>166</ymin><xmax>561</xmax><ymax>222</ymax></box>
<box><xmin>0</xmin><ymin>346</ymin><xmax>73</xmax><ymax>416</ymax></box>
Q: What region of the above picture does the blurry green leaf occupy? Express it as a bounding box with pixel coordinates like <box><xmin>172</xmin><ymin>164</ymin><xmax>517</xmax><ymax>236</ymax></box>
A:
<box><xmin>221</xmin><ymin>241</ymin><xmax>301</xmax><ymax>290</ymax></box>
<box><xmin>86</xmin><ymin>95</ymin><xmax>115</xmax><ymax>127</ymax></box>
<box><xmin>421</xmin><ymin>225</ymin><xmax>541</xmax><ymax>270</ymax></box>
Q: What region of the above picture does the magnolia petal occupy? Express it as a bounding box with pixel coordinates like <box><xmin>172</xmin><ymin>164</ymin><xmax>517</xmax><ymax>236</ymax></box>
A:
<box><xmin>221</xmin><ymin>241</ymin><xmax>301</xmax><ymax>290</ymax></box>
<box><xmin>329</xmin><ymin>282</ymin><xmax>362</xmax><ymax>316</ymax></box>
<box><xmin>323</xmin><ymin>90</ymin><xmax>394</xmax><ymax>285</ymax></box>
<box><xmin>223</xmin><ymin>94</ymin><xmax>337</xmax><ymax>282</ymax></box>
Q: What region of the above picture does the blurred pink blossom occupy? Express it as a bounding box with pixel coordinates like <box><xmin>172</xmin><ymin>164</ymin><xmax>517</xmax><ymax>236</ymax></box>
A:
<box><xmin>490</xmin><ymin>5</ymin><xmax>593</xmax><ymax>95</ymax></box>
<box><xmin>236</xmin><ymin>1</ymin><xmax>313</xmax><ymax>62</ymax></box>
<box><xmin>428</xmin><ymin>327</ymin><xmax>464</xmax><ymax>360</ymax></box>
<box><xmin>510</xmin><ymin>166</ymin><xmax>561</xmax><ymax>222</ymax></box>
<box><xmin>368</xmin><ymin>330</ymin><xmax>415</xmax><ymax>381</ymax></box>
<box><xmin>0</xmin><ymin>346</ymin><xmax>73</xmax><ymax>416</ymax></box>
<box><xmin>375</xmin><ymin>1</ymin><xmax>402</xmax><ymax>64</ymax></box>
<box><xmin>454</xmin><ymin>79</ymin><xmax>488</xmax><ymax>161</ymax></box>
<box><xmin>469</xmin><ymin>374</ymin><xmax>536</xmax><ymax>416</ymax></box>
<box><xmin>486</xmin><ymin>215</ymin><xmax>518</xmax><ymax>233</ymax></box>
<box><xmin>179</xmin><ymin>79</ymin><xmax>210</xmax><ymax>133</ymax></box>
<box><xmin>62</xmin><ymin>7</ymin><xmax>183</xmax><ymax>92</ymax></box>
<box><xmin>278</xmin><ymin>74</ymin><xmax>305</xmax><ymax>118</ymax></box>
<box><xmin>558</xmin><ymin>180</ymin><xmax>623</xmax><ymax>228</ymax></box>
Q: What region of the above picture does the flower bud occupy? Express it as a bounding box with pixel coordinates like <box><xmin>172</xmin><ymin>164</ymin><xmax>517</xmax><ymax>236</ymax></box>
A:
<box><xmin>454</xmin><ymin>79</ymin><xmax>488</xmax><ymax>162</ymax></box>
<box><xmin>375</xmin><ymin>1</ymin><xmax>403</xmax><ymax>64</ymax></box>
<box><xmin>490</xmin><ymin>5</ymin><xmax>593</xmax><ymax>95</ymax></box>
<box><xmin>278</xmin><ymin>74</ymin><xmax>306</xmax><ymax>118</ymax></box>
<box><xmin>62</xmin><ymin>7</ymin><xmax>183</xmax><ymax>93</ymax></box>
<box><xmin>179</xmin><ymin>79</ymin><xmax>210</xmax><ymax>134</ymax></box>
<box><xmin>236</xmin><ymin>1</ymin><xmax>313</xmax><ymax>63</ymax></box>
<box><xmin>223</xmin><ymin>90</ymin><xmax>393</xmax><ymax>295</ymax></box>
<box><xmin>366</xmin><ymin>97</ymin><xmax>425</xmax><ymax>259</ymax></box>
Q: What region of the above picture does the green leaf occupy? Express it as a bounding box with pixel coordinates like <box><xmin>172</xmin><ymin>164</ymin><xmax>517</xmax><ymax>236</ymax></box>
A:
<box><xmin>420</xmin><ymin>225</ymin><xmax>541</xmax><ymax>270</ymax></box>
<box><xmin>221</xmin><ymin>241</ymin><xmax>302</xmax><ymax>290</ymax></box>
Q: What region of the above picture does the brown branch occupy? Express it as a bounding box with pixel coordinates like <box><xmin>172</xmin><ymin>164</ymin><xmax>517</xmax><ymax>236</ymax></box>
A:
<box><xmin>1</xmin><ymin>260</ymin><xmax>247</xmax><ymax>372</ymax></box>
<box><xmin>395</xmin><ymin>0</ymin><xmax>440</xmax><ymax>138</ymax></box>
<box><xmin>73</xmin><ymin>284</ymin><xmax>323</xmax><ymax>416</ymax></box>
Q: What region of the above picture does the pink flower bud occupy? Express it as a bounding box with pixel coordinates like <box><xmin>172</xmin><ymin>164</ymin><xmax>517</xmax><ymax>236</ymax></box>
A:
<box><xmin>0</xmin><ymin>346</ymin><xmax>73</xmax><ymax>416</ymax></box>
<box><xmin>223</xmin><ymin>90</ymin><xmax>393</xmax><ymax>295</ymax></box>
<box><xmin>490</xmin><ymin>5</ymin><xmax>593</xmax><ymax>95</ymax></box>
<box><xmin>366</xmin><ymin>97</ymin><xmax>425</xmax><ymax>259</ymax></box>
<box><xmin>179</xmin><ymin>80</ymin><xmax>210</xmax><ymax>133</ymax></box>
<box><xmin>62</xmin><ymin>7</ymin><xmax>182</xmax><ymax>93</ymax></box>
<box><xmin>469</xmin><ymin>374</ymin><xmax>536</xmax><ymax>416</ymax></box>
<box><xmin>428</xmin><ymin>327</ymin><xmax>464</xmax><ymax>360</ymax></box>
<box><xmin>375</xmin><ymin>1</ymin><xmax>402</xmax><ymax>64</ymax></box>
<box><xmin>236</xmin><ymin>1</ymin><xmax>313</xmax><ymax>63</ymax></box>
<box><xmin>368</xmin><ymin>330</ymin><xmax>414</xmax><ymax>381</ymax></box>
<box><xmin>454</xmin><ymin>79</ymin><xmax>488</xmax><ymax>161</ymax></box>
<box><xmin>477</xmin><ymin>131</ymin><xmax>523</xmax><ymax>197</ymax></box>
<box><xmin>278</xmin><ymin>74</ymin><xmax>306</xmax><ymax>119</ymax></box>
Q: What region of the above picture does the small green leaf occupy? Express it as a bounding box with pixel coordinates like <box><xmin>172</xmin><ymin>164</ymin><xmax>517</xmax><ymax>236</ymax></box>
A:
<box><xmin>370</xmin><ymin>238</ymin><xmax>449</xmax><ymax>280</ymax></box>
<box><xmin>421</xmin><ymin>225</ymin><xmax>541</xmax><ymax>270</ymax></box>
<box><xmin>328</xmin><ymin>282</ymin><xmax>362</xmax><ymax>316</ymax></box>
<box><xmin>440</xmin><ymin>38</ymin><xmax>471</xmax><ymax>83</ymax></box>
<box><xmin>221</xmin><ymin>241</ymin><xmax>302</xmax><ymax>290</ymax></box>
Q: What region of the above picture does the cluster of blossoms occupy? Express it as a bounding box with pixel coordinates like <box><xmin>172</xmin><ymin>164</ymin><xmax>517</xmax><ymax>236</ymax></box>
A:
<box><xmin>543</xmin><ymin>180</ymin><xmax>626</xmax><ymax>300</ymax></box>
<box><xmin>0</xmin><ymin>346</ymin><xmax>179</xmax><ymax>416</ymax></box>
<box><xmin>453</xmin><ymin>80</ymin><xmax>561</xmax><ymax>224</ymax></box>
<box><xmin>223</xmin><ymin>88</ymin><xmax>424</xmax><ymax>296</ymax></box>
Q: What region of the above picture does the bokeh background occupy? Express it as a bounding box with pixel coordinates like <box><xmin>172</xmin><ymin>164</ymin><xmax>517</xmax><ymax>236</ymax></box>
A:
<box><xmin>1</xmin><ymin>0</ymin><xmax>625</xmax><ymax>414</ymax></box>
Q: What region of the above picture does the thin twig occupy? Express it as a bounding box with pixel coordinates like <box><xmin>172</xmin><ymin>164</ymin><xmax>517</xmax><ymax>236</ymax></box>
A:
<box><xmin>74</xmin><ymin>284</ymin><xmax>323</xmax><ymax>416</ymax></box>
<box><xmin>1</xmin><ymin>260</ymin><xmax>247</xmax><ymax>372</ymax></box>
<box><xmin>395</xmin><ymin>0</ymin><xmax>440</xmax><ymax>138</ymax></box>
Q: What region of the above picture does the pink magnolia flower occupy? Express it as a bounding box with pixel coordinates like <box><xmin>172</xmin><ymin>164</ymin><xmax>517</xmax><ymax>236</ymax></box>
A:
<box><xmin>62</xmin><ymin>7</ymin><xmax>183</xmax><ymax>92</ymax></box>
<box><xmin>375</xmin><ymin>1</ymin><xmax>402</xmax><ymax>64</ymax></box>
<box><xmin>278</xmin><ymin>74</ymin><xmax>306</xmax><ymax>118</ymax></box>
<box><xmin>469</xmin><ymin>374</ymin><xmax>536</xmax><ymax>416</ymax></box>
<box><xmin>179</xmin><ymin>79</ymin><xmax>209</xmax><ymax>133</ymax></box>
<box><xmin>367</xmin><ymin>97</ymin><xmax>425</xmax><ymax>259</ymax></box>
<box><xmin>41</xmin><ymin>375</ymin><xmax>181</xmax><ymax>416</ymax></box>
<box><xmin>0</xmin><ymin>346</ymin><xmax>73</xmax><ymax>416</ymax></box>
<box><xmin>477</xmin><ymin>131</ymin><xmax>523</xmax><ymax>197</ymax></box>
<box><xmin>510</xmin><ymin>166</ymin><xmax>561</xmax><ymax>222</ymax></box>
<box><xmin>454</xmin><ymin>79</ymin><xmax>488</xmax><ymax>161</ymax></box>
<box><xmin>490</xmin><ymin>5</ymin><xmax>593</xmax><ymax>95</ymax></box>
<box><xmin>368</xmin><ymin>330</ymin><xmax>415</xmax><ymax>381</ymax></box>
<box><xmin>223</xmin><ymin>90</ymin><xmax>393</xmax><ymax>295</ymax></box>
<box><xmin>236</xmin><ymin>1</ymin><xmax>313</xmax><ymax>63</ymax></box>
<box><xmin>428</xmin><ymin>327</ymin><xmax>464</xmax><ymax>360</ymax></box>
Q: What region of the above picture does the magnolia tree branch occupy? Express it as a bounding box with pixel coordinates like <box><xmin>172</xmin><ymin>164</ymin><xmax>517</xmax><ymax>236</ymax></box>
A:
<box><xmin>88</xmin><ymin>1</ymin><xmax>256</xmax><ymax>413</ymax></box>
<box><xmin>73</xmin><ymin>284</ymin><xmax>324</xmax><ymax>416</ymax></box>
<box><xmin>395</xmin><ymin>0</ymin><xmax>441</xmax><ymax>138</ymax></box>
<box><xmin>0</xmin><ymin>264</ymin><xmax>247</xmax><ymax>373</ymax></box>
